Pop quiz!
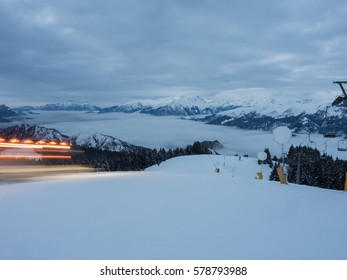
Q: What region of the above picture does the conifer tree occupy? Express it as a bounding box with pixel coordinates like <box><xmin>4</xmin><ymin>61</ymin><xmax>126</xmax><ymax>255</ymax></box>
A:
<box><xmin>269</xmin><ymin>162</ymin><xmax>280</xmax><ymax>181</ymax></box>
<box><xmin>263</xmin><ymin>148</ymin><xmax>273</xmax><ymax>168</ymax></box>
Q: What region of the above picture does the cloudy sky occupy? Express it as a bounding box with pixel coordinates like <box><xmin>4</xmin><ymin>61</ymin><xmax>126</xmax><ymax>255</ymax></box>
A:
<box><xmin>1</xmin><ymin>0</ymin><xmax>347</xmax><ymax>106</ymax></box>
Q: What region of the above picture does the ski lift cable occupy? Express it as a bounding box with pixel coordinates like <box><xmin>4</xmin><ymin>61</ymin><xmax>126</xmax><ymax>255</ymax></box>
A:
<box><xmin>209</xmin><ymin>154</ymin><xmax>237</xmax><ymax>175</ymax></box>
<box><xmin>298</xmin><ymin>133</ymin><xmax>332</xmax><ymax>152</ymax></box>
<box><xmin>299</xmin><ymin>135</ymin><xmax>309</xmax><ymax>146</ymax></box>
<box><xmin>306</xmin><ymin>132</ymin><xmax>317</xmax><ymax>149</ymax></box>
<box><xmin>317</xmin><ymin>138</ymin><xmax>333</xmax><ymax>148</ymax></box>
<box><xmin>209</xmin><ymin>155</ymin><xmax>217</xmax><ymax>168</ymax></box>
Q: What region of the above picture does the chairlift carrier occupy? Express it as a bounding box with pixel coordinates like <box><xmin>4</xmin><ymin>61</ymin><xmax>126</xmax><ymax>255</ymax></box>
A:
<box><xmin>332</xmin><ymin>81</ymin><xmax>347</xmax><ymax>106</ymax></box>
<box><xmin>330</xmin><ymin>81</ymin><xmax>347</xmax><ymax>151</ymax></box>
<box><xmin>323</xmin><ymin>106</ymin><xmax>337</xmax><ymax>138</ymax></box>
<box><xmin>307</xmin><ymin>133</ymin><xmax>316</xmax><ymax>149</ymax></box>
<box><xmin>338</xmin><ymin>140</ymin><xmax>347</xmax><ymax>152</ymax></box>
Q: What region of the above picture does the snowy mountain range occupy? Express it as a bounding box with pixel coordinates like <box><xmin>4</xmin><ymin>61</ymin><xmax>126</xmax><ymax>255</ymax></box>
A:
<box><xmin>15</xmin><ymin>101</ymin><xmax>100</xmax><ymax>112</ymax></box>
<box><xmin>201</xmin><ymin>99</ymin><xmax>347</xmax><ymax>135</ymax></box>
<box><xmin>70</xmin><ymin>132</ymin><xmax>140</xmax><ymax>152</ymax></box>
<box><xmin>0</xmin><ymin>104</ymin><xmax>21</xmax><ymax>123</ymax></box>
<box><xmin>0</xmin><ymin>124</ymin><xmax>70</xmax><ymax>142</ymax></box>
<box><xmin>0</xmin><ymin>124</ymin><xmax>222</xmax><ymax>156</ymax></box>
<box><xmin>4</xmin><ymin>95</ymin><xmax>347</xmax><ymax>136</ymax></box>
<box><xmin>98</xmin><ymin>96</ymin><xmax>238</xmax><ymax>116</ymax></box>
<box><xmin>97</xmin><ymin>96</ymin><xmax>347</xmax><ymax>135</ymax></box>
<box><xmin>0</xmin><ymin>124</ymin><xmax>146</xmax><ymax>153</ymax></box>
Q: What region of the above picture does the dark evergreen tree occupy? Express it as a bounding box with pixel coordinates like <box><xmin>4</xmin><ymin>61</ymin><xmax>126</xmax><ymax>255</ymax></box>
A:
<box><xmin>285</xmin><ymin>145</ymin><xmax>347</xmax><ymax>190</ymax></box>
<box><xmin>67</xmin><ymin>140</ymin><xmax>213</xmax><ymax>172</ymax></box>
<box><xmin>269</xmin><ymin>162</ymin><xmax>280</xmax><ymax>181</ymax></box>
<box><xmin>272</xmin><ymin>155</ymin><xmax>280</xmax><ymax>162</ymax></box>
<box><xmin>263</xmin><ymin>148</ymin><xmax>273</xmax><ymax>168</ymax></box>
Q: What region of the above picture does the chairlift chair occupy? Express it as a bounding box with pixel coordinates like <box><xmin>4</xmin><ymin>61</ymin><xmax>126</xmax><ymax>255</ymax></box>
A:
<box><xmin>322</xmin><ymin>106</ymin><xmax>337</xmax><ymax>138</ymax></box>
<box><xmin>337</xmin><ymin>140</ymin><xmax>347</xmax><ymax>152</ymax></box>
<box><xmin>320</xmin><ymin>142</ymin><xmax>328</xmax><ymax>159</ymax></box>
<box><xmin>307</xmin><ymin>133</ymin><xmax>316</xmax><ymax>149</ymax></box>
<box><xmin>307</xmin><ymin>141</ymin><xmax>316</xmax><ymax>149</ymax></box>
<box><xmin>332</xmin><ymin>81</ymin><xmax>347</xmax><ymax>106</ymax></box>
<box><xmin>323</xmin><ymin>132</ymin><xmax>336</xmax><ymax>138</ymax></box>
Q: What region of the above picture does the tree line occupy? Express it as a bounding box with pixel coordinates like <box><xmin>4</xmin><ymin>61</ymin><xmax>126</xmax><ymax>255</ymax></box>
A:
<box><xmin>267</xmin><ymin>146</ymin><xmax>347</xmax><ymax>191</ymax></box>
<box><xmin>10</xmin><ymin>141</ymin><xmax>213</xmax><ymax>171</ymax></box>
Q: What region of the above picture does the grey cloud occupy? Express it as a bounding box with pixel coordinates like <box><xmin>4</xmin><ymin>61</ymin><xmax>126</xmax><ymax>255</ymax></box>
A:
<box><xmin>1</xmin><ymin>0</ymin><xmax>347</xmax><ymax>105</ymax></box>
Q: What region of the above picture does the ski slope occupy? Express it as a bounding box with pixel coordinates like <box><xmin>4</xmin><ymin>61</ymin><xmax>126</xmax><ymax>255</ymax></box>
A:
<box><xmin>0</xmin><ymin>155</ymin><xmax>347</xmax><ymax>260</ymax></box>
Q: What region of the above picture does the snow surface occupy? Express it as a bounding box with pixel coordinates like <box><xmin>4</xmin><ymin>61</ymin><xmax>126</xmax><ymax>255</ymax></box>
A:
<box><xmin>119</xmin><ymin>95</ymin><xmax>335</xmax><ymax>118</ymax></box>
<box><xmin>71</xmin><ymin>132</ymin><xmax>129</xmax><ymax>152</ymax></box>
<box><xmin>0</xmin><ymin>155</ymin><xmax>347</xmax><ymax>260</ymax></box>
<box><xmin>215</xmin><ymin>97</ymin><xmax>327</xmax><ymax>118</ymax></box>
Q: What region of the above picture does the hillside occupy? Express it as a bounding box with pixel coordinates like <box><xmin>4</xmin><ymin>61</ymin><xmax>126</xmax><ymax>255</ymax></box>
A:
<box><xmin>0</xmin><ymin>124</ymin><xmax>70</xmax><ymax>142</ymax></box>
<box><xmin>0</xmin><ymin>155</ymin><xmax>346</xmax><ymax>260</ymax></box>
<box><xmin>0</xmin><ymin>104</ymin><xmax>21</xmax><ymax>123</ymax></box>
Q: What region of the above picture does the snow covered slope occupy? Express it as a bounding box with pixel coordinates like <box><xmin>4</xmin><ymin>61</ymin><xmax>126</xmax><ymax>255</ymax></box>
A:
<box><xmin>0</xmin><ymin>124</ymin><xmax>69</xmax><ymax>142</ymax></box>
<box><xmin>0</xmin><ymin>104</ymin><xmax>22</xmax><ymax>123</ymax></box>
<box><xmin>70</xmin><ymin>132</ymin><xmax>139</xmax><ymax>152</ymax></box>
<box><xmin>0</xmin><ymin>155</ymin><xmax>346</xmax><ymax>260</ymax></box>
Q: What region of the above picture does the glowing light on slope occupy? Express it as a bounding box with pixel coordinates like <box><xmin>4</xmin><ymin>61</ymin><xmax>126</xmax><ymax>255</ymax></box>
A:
<box><xmin>0</xmin><ymin>139</ymin><xmax>72</xmax><ymax>160</ymax></box>
<box><xmin>0</xmin><ymin>142</ymin><xmax>71</xmax><ymax>150</ymax></box>
<box><xmin>0</xmin><ymin>155</ymin><xmax>71</xmax><ymax>159</ymax></box>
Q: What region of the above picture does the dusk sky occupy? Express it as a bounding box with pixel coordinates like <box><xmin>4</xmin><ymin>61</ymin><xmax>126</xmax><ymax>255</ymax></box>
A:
<box><xmin>1</xmin><ymin>0</ymin><xmax>347</xmax><ymax>106</ymax></box>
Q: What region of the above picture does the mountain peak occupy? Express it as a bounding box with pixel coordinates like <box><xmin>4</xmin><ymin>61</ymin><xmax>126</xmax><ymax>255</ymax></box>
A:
<box><xmin>71</xmin><ymin>132</ymin><xmax>136</xmax><ymax>152</ymax></box>
<box><xmin>39</xmin><ymin>101</ymin><xmax>100</xmax><ymax>111</ymax></box>
<box><xmin>0</xmin><ymin>124</ymin><xmax>69</xmax><ymax>141</ymax></box>
<box><xmin>0</xmin><ymin>104</ymin><xmax>20</xmax><ymax>119</ymax></box>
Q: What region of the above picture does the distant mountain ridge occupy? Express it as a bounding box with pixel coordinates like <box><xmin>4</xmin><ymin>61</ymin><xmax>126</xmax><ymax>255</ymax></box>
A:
<box><xmin>98</xmin><ymin>96</ymin><xmax>347</xmax><ymax>135</ymax></box>
<box><xmin>98</xmin><ymin>96</ymin><xmax>239</xmax><ymax>116</ymax></box>
<box><xmin>0</xmin><ymin>124</ymin><xmax>70</xmax><ymax>142</ymax></box>
<box><xmin>0</xmin><ymin>124</ymin><xmax>146</xmax><ymax>153</ymax></box>
<box><xmin>70</xmin><ymin>132</ymin><xmax>140</xmax><ymax>152</ymax></box>
<box><xmin>0</xmin><ymin>104</ymin><xmax>21</xmax><ymax>123</ymax></box>
<box><xmin>199</xmin><ymin>100</ymin><xmax>347</xmax><ymax>135</ymax></box>
<box><xmin>6</xmin><ymin>95</ymin><xmax>347</xmax><ymax>136</ymax></box>
<box><xmin>16</xmin><ymin>101</ymin><xmax>100</xmax><ymax>111</ymax></box>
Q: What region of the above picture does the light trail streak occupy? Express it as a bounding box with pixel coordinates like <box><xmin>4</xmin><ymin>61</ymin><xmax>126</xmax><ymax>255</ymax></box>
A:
<box><xmin>0</xmin><ymin>165</ymin><xmax>96</xmax><ymax>183</ymax></box>
<box><xmin>0</xmin><ymin>155</ymin><xmax>71</xmax><ymax>159</ymax></box>
<box><xmin>0</xmin><ymin>142</ymin><xmax>71</xmax><ymax>150</ymax></box>
<box><xmin>0</xmin><ymin>139</ymin><xmax>72</xmax><ymax>160</ymax></box>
